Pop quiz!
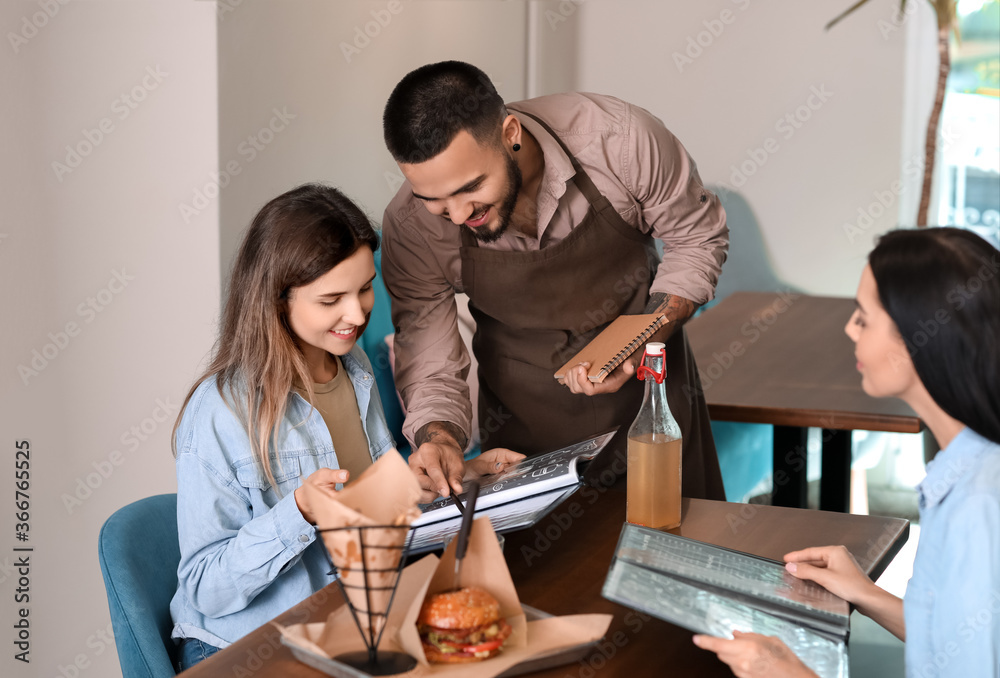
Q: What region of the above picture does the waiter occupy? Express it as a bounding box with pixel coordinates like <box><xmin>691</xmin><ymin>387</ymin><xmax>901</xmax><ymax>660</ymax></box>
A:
<box><xmin>381</xmin><ymin>61</ymin><xmax>728</xmax><ymax>502</ymax></box>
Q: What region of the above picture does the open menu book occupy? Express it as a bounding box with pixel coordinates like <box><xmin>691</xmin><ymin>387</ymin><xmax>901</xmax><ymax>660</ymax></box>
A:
<box><xmin>602</xmin><ymin>524</ymin><xmax>850</xmax><ymax>678</ymax></box>
<box><xmin>407</xmin><ymin>430</ymin><xmax>617</xmax><ymax>554</ymax></box>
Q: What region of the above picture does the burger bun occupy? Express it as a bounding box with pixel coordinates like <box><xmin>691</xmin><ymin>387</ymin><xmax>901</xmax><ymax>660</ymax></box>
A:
<box><xmin>417</xmin><ymin>587</ymin><xmax>500</xmax><ymax>630</ymax></box>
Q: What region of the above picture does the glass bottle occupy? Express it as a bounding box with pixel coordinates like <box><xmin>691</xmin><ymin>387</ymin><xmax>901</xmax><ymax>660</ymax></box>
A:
<box><xmin>626</xmin><ymin>342</ymin><xmax>683</xmax><ymax>529</ymax></box>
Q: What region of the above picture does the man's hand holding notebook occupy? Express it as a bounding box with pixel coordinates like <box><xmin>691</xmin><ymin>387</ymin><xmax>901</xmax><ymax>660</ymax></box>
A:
<box><xmin>554</xmin><ymin>313</ymin><xmax>668</xmax><ymax>384</ymax></box>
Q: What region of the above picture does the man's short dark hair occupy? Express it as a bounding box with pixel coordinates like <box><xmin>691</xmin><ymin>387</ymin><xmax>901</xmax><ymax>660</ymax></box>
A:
<box><xmin>383</xmin><ymin>60</ymin><xmax>507</xmax><ymax>164</ymax></box>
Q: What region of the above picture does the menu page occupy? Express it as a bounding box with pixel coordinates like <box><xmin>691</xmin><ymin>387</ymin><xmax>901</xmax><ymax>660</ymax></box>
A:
<box><xmin>614</xmin><ymin>525</ymin><xmax>850</xmax><ymax>628</ymax></box>
<box><xmin>603</xmin><ymin>557</ymin><xmax>848</xmax><ymax>678</ymax></box>
<box><xmin>413</xmin><ymin>430</ymin><xmax>616</xmax><ymax>526</ymax></box>
<box><xmin>407</xmin><ymin>485</ymin><xmax>580</xmax><ymax>554</ymax></box>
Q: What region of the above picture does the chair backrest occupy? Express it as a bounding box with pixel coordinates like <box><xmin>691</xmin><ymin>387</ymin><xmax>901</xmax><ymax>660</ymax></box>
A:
<box><xmin>360</xmin><ymin>250</ymin><xmax>408</xmax><ymax>453</ymax></box>
<box><xmin>98</xmin><ymin>494</ymin><xmax>180</xmax><ymax>678</ymax></box>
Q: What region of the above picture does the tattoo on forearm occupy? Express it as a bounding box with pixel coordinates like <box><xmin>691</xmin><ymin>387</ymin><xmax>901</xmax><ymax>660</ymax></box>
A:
<box><xmin>645</xmin><ymin>293</ymin><xmax>698</xmax><ymax>324</ymax></box>
<box><xmin>415</xmin><ymin>421</ymin><xmax>468</xmax><ymax>451</ymax></box>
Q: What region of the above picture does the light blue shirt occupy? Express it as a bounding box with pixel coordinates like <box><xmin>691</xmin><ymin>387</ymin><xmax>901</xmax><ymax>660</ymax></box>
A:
<box><xmin>169</xmin><ymin>347</ymin><xmax>395</xmax><ymax>648</ymax></box>
<box><xmin>904</xmin><ymin>427</ymin><xmax>1000</xmax><ymax>678</ymax></box>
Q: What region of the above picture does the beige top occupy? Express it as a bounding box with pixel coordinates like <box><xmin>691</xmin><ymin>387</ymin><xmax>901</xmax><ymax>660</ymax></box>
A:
<box><xmin>296</xmin><ymin>357</ymin><xmax>372</xmax><ymax>483</ymax></box>
<box><xmin>381</xmin><ymin>92</ymin><xmax>729</xmax><ymax>446</ymax></box>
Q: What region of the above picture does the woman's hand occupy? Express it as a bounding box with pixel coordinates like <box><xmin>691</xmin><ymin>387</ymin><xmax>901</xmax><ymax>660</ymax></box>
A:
<box><xmin>464</xmin><ymin>448</ymin><xmax>525</xmax><ymax>481</ymax></box>
<box><xmin>693</xmin><ymin>631</ymin><xmax>818</xmax><ymax>678</ymax></box>
<box><xmin>784</xmin><ymin>544</ymin><xmax>905</xmax><ymax>638</ymax></box>
<box><xmin>294</xmin><ymin>468</ymin><xmax>349</xmax><ymax>524</ymax></box>
<box><xmin>783</xmin><ymin>545</ymin><xmax>874</xmax><ymax>605</ymax></box>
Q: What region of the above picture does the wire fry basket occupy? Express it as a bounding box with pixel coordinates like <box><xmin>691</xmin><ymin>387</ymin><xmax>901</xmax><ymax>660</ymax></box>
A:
<box><xmin>316</xmin><ymin>524</ymin><xmax>418</xmax><ymax>676</ymax></box>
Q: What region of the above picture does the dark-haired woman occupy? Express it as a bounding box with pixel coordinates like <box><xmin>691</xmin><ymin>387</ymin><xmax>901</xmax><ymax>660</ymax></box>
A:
<box><xmin>694</xmin><ymin>227</ymin><xmax>1000</xmax><ymax>678</ymax></box>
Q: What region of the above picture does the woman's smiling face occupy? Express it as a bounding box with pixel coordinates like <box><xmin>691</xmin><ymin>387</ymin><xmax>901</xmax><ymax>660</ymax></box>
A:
<box><xmin>286</xmin><ymin>245</ymin><xmax>376</xmax><ymax>376</ymax></box>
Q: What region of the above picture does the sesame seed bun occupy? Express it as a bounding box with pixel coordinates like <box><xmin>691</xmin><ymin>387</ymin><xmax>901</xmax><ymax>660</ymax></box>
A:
<box><xmin>417</xmin><ymin>587</ymin><xmax>500</xmax><ymax>630</ymax></box>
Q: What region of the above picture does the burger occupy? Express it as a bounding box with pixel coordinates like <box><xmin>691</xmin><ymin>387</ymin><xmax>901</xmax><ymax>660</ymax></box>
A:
<box><xmin>417</xmin><ymin>587</ymin><xmax>513</xmax><ymax>663</ymax></box>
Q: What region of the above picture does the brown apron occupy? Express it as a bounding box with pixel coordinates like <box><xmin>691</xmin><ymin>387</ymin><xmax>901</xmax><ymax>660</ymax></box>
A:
<box><xmin>459</xmin><ymin>111</ymin><xmax>724</xmax><ymax>500</ymax></box>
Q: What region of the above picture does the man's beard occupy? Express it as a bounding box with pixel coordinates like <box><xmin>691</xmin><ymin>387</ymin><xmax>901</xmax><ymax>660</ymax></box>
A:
<box><xmin>464</xmin><ymin>152</ymin><xmax>523</xmax><ymax>244</ymax></box>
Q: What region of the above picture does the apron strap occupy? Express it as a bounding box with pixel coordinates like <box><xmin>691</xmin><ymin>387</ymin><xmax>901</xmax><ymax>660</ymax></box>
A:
<box><xmin>513</xmin><ymin>108</ymin><xmax>609</xmax><ymax>209</ymax></box>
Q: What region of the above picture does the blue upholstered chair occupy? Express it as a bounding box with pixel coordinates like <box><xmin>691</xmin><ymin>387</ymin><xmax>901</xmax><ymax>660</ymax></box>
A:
<box><xmin>98</xmin><ymin>493</ymin><xmax>180</xmax><ymax>678</ymax></box>
<box><xmin>361</xmin><ymin>250</ymin><xmax>410</xmax><ymax>456</ymax></box>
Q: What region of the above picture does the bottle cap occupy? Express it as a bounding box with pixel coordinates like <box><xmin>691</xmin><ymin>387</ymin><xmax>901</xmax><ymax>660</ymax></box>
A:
<box><xmin>645</xmin><ymin>342</ymin><xmax>665</xmax><ymax>355</ymax></box>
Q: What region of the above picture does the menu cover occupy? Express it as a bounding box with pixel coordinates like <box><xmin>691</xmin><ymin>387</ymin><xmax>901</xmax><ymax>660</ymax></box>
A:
<box><xmin>408</xmin><ymin>430</ymin><xmax>617</xmax><ymax>553</ymax></box>
<box><xmin>602</xmin><ymin>524</ymin><xmax>849</xmax><ymax>678</ymax></box>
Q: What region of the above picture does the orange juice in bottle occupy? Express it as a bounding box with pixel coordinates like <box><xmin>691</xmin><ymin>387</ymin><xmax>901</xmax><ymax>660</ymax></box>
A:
<box><xmin>627</xmin><ymin>342</ymin><xmax>682</xmax><ymax>530</ymax></box>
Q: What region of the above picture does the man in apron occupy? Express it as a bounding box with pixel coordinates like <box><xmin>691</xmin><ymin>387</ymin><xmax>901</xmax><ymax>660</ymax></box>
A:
<box><xmin>381</xmin><ymin>61</ymin><xmax>728</xmax><ymax>502</ymax></box>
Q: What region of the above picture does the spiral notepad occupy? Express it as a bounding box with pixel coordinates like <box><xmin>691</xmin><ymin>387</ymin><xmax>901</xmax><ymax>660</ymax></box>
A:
<box><xmin>554</xmin><ymin>313</ymin><xmax>668</xmax><ymax>383</ymax></box>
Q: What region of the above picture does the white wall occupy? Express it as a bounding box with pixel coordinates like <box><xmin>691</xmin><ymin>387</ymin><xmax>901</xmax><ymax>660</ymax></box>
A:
<box><xmin>0</xmin><ymin>2</ymin><xmax>218</xmax><ymax>676</ymax></box>
<box><xmin>215</xmin><ymin>0</ymin><xmax>910</xmax><ymax>298</ymax></box>
<box><xmin>543</xmin><ymin>0</ymin><xmax>907</xmax><ymax>296</ymax></box>
<box><xmin>216</xmin><ymin>0</ymin><xmax>528</xmax><ymax>277</ymax></box>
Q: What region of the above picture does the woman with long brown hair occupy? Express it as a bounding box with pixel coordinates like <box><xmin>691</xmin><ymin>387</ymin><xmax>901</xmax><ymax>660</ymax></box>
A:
<box><xmin>167</xmin><ymin>183</ymin><xmax>397</xmax><ymax>669</ymax></box>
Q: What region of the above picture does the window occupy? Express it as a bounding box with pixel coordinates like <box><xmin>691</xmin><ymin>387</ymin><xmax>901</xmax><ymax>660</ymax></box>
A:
<box><xmin>936</xmin><ymin>0</ymin><xmax>1000</xmax><ymax>246</ymax></box>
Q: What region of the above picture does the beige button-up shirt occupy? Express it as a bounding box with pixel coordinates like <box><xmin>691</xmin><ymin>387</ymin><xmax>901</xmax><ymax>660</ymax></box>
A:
<box><xmin>381</xmin><ymin>92</ymin><xmax>729</xmax><ymax>447</ymax></box>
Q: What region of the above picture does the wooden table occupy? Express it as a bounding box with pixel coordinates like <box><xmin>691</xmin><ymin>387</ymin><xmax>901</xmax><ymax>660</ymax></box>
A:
<box><xmin>685</xmin><ymin>291</ymin><xmax>923</xmax><ymax>511</ymax></box>
<box><xmin>179</xmin><ymin>485</ymin><xmax>909</xmax><ymax>677</ymax></box>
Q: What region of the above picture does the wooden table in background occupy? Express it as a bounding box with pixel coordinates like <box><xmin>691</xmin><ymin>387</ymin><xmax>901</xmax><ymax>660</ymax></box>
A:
<box><xmin>179</xmin><ymin>485</ymin><xmax>909</xmax><ymax>677</ymax></box>
<box><xmin>685</xmin><ymin>291</ymin><xmax>923</xmax><ymax>511</ymax></box>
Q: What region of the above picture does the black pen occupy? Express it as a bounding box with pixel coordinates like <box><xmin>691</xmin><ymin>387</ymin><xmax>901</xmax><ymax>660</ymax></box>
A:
<box><xmin>453</xmin><ymin>482</ymin><xmax>480</xmax><ymax>590</ymax></box>
<box><xmin>450</xmin><ymin>486</ymin><xmax>466</xmax><ymax>515</ymax></box>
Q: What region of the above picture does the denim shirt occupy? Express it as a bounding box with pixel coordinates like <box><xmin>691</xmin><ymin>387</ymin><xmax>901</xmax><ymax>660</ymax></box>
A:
<box><xmin>904</xmin><ymin>427</ymin><xmax>1000</xmax><ymax>677</ymax></box>
<box><xmin>169</xmin><ymin>347</ymin><xmax>395</xmax><ymax>648</ymax></box>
